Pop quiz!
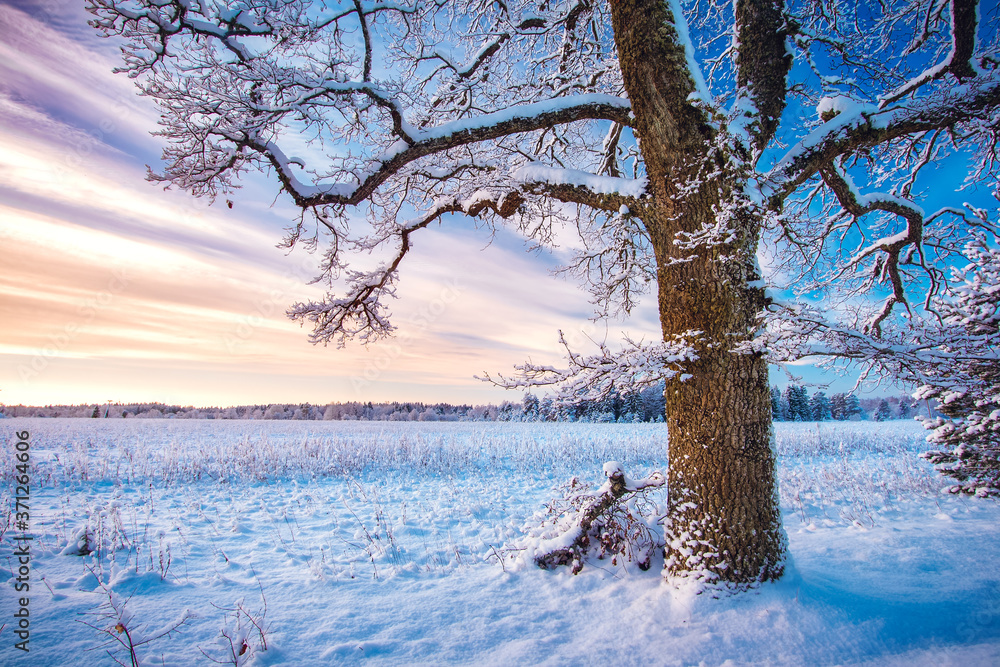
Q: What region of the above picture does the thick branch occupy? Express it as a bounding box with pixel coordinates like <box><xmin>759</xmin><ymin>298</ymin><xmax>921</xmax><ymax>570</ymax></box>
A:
<box><xmin>948</xmin><ymin>0</ymin><xmax>980</xmax><ymax>80</ymax></box>
<box><xmin>352</xmin><ymin>0</ymin><xmax>373</xmax><ymax>81</ymax></box>
<box><xmin>251</xmin><ymin>95</ymin><xmax>633</xmax><ymax>209</ymax></box>
<box><xmin>732</xmin><ymin>0</ymin><xmax>790</xmax><ymax>153</ymax></box>
<box><xmin>820</xmin><ymin>165</ymin><xmax>925</xmax><ymax>226</ymax></box>
<box><xmin>514</xmin><ymin>163</ymin><xmax>647</xmax><ymax>215</ymax></box>
<box><xmin>879</xmin><ymin>0</ymin><xmax>981</xmax><ymax>106</ymax></box>
<box><xmin>765</xmin><ymin>71</ymin><xmax>1000</xmax><ymax>206</ymax></box>
<box><xmin>608</xmin><ymin>0</ymin><xmax>715</xmax><ymax>192</ymax></box>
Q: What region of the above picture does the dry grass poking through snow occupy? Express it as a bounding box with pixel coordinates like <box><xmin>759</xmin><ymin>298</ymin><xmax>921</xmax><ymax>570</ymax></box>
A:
<box><xmin>3</xmin><ymin>418</ymin><xmax>988</xmax><ymax>667</ymax></box>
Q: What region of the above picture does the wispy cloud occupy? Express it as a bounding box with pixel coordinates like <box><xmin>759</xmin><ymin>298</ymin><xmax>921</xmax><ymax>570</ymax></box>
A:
<box><xmin>0</xmin><ymin>1</ymin><xmax>659</xmax><ymax>407</ymax></box>
<box><xmin>0</xmin><ymin>4</ymin><xmax>159</xmax><ymax>148</ymax></box>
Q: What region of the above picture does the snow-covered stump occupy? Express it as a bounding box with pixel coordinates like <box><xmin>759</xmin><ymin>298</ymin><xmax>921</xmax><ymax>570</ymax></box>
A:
<box><xmin>532</xmin><ymin>462</ymin><xmax>665</xmax><ymax>574</ymax></box>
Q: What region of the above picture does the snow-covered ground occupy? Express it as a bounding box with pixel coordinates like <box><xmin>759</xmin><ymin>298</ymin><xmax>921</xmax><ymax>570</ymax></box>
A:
<box><xmin>2</xmin><ymin>419</ymin><xmax>999</xmax><ymax>666</ymax></box>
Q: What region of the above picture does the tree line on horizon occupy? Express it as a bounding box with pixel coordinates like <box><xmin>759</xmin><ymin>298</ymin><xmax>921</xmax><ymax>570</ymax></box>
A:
<box><xmin>1</xmin><ymin>384</ymin><xmax>924</xmax><ymax>423</ymax></box>
<box><xmin>770</xmin><ymin>386</ymin><xmax>929</xmax><ymax>422</ymax></box>
<box><xmin>0</xmin><ymin>390</ymin><xmax>662</xmax><ymax>423</ymax></box>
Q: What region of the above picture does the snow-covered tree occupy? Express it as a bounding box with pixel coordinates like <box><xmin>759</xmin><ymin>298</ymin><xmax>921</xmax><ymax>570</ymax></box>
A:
<box><xmin>830</xmin><ymin>393</ymin><xmax>847</xmax><ymax>421</ymax></box>
<box><xmin>845</xmin><ymin>394</ymin><xmax>864</xmax><ymax>421</ymax></box>
<box><xmin>263</xmin><ymin>404</ymin><xmax>286</xmax><ymax>420</ymax></box>
<box><xmin>780</xmin><ymin>386</ymin><xmax>792</xmax><ymax>421</ymax></box>
<box><xmin>770</xmin><ymin>386</ymin><xmax>782</xmax><ymax>420</ymax></box>
<box><xmin>91</xmin><ymin>0</ymin><xmax>1000</xmax><ymax>587</ymax></box>
<box><xmin>783</xmin><ymin>385</ymin><xmax>810</xmax><ymax>421</ymax></box>
<box><xmin>523</xmin><ymin>393</ymin><xmax>540</xmax><ymax>421</ymax></box>
<box><xmin>496</xmin><ymin>403</ymin><xmax>520</xmax><ymax>422</ymax></box>
<box><xmin>874</xmin><ymin>399</ymin><xmax>893</xmax><ymax>422</ymax></box>
<box><xmin>809</xmin><ymin>392</ymin><xmax>831</xmax><ymax>421</ymax></box>
<box><xmin>622</xmin><ymin>390</ymin><xmax>644</xmax><ymax>422</ymax></box>
<box><xmin>912</xmin><ymin>238</ymin><xmax>1000</xmax><ymax>496</ymax></box>
<box><xmin>538</xmin><ymin>396</ymin><xmax>555</xmax><ymax>421</ymax></box>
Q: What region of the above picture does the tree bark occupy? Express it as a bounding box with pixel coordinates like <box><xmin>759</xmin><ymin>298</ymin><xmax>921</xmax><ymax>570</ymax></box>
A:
<box><xmin>609</xmin><ymin>0</ymin><xmax>787</xmax><ymax>586</ymax></box>
<box><xmin>656</xmin><ymin>245</ymin><xmax>786</xmax><ymax>585</ymax></box>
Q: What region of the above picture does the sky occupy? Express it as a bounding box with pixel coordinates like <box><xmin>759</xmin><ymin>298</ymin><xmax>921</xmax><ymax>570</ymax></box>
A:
<box><xmin>0</xmin><ymin>0</ymin><xmax>889</xmax><ymax>408</ymax></box>
<box><xmin>0</xmin><ymin>0</ymin><xmax>669</xmax><ymax>407</ymax></box>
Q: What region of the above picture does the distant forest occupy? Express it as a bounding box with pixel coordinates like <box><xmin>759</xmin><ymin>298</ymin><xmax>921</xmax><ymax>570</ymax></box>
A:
<box><xmin>770</xmin><ymin>385</ymin><xmax>932</xmax><ymax>422</ymax></box>
<box><xmin>1</xmin><ymin>383</ymin><xmax>926</xmax><ymax>423</ymax></box>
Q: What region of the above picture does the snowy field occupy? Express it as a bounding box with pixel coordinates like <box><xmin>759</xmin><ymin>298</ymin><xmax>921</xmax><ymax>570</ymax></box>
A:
<box><xmin>2</xmin><ymin>419</ymin><xmax>999</xmax><ymax>666</ymax></box>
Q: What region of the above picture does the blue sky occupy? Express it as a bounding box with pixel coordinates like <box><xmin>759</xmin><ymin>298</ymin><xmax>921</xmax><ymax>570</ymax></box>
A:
<box><xmin>0</xmin><ymin>0</ymin><xmax>895</xmax><ymax>407</ymax></box>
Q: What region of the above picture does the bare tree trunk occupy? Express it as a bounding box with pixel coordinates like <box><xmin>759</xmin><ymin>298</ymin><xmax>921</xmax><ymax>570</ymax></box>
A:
<box><xmin>648</xmin><ymin>194</ymin><xmax>786</xmax><ymax>586</ymax></box>
<box><xmin>663</xmin><ymin>366</ymin><xmax>785</xmax><ymax>586</ymax></box>
<box><xmin>609</xmin><ymin>0</ymin><xmax>787</xmax><ymax>586</ymax></box>
<box><xmin>656</xmin><ymin>238</ymin><xmax>786</xmax><ymax>585</ymax></box>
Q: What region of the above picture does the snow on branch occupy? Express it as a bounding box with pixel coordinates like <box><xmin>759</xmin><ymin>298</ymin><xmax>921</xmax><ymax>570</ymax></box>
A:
<box><xmin>667</xmin><ymin>0</ymin><xmax>712</xmax><ymax>104</ymax></box>
<box><xmin>514</xmin><ymin>163</ymin><xmax>647</xmax><ymax>198</ymax></box>
<box><xmin>514</xmin><ymin>163</ymin><xmax>648</xmax><ymax>214</ymax></box>
<box><xmin>513</xmin><ymin>463</ymin><xmax>666</xmax><ymax>574</ymax></box>
<box><xmin>288</xmin><ymin>192</ymin><xmax>525</xmax><ymax>347</ymax></box>
<box><xmin>478</xmin><ymin>330</ymin><xmax>701</xmax><ymax>402</ymax></box>
<box><xmin>241</xmin><ymin>95</ymin><xmax>632</xmax><ymax>209</ymax></box>
<box><xmin>92</xmin><ymin>0</ymin><xmax>634</xmax><ymax>212</ymax></box>
<box><xmin>878</xmin><ymin>0</ymin><xmax>982</xmax><ymax>107</ymax></box>
<box><xmin>763</xmin><ymin>70</ymin><xmax>1000</xmax><ymax>207</ymax></box>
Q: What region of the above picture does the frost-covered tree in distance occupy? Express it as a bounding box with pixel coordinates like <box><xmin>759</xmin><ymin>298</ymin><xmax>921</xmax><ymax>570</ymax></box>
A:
<box><xmin>89</xmin><ymin>0</ymin><xmax>999</xmax><ymax>588</ymax></box>
<box><xmin>784</xmin><ymin>385</ymin><xmax>810</xmax><ymax>421</ymax></box>
<box><xmin>809</xmin><ymin>391</ymin><xmax>831</xmax><ymax>422</ymax></box>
